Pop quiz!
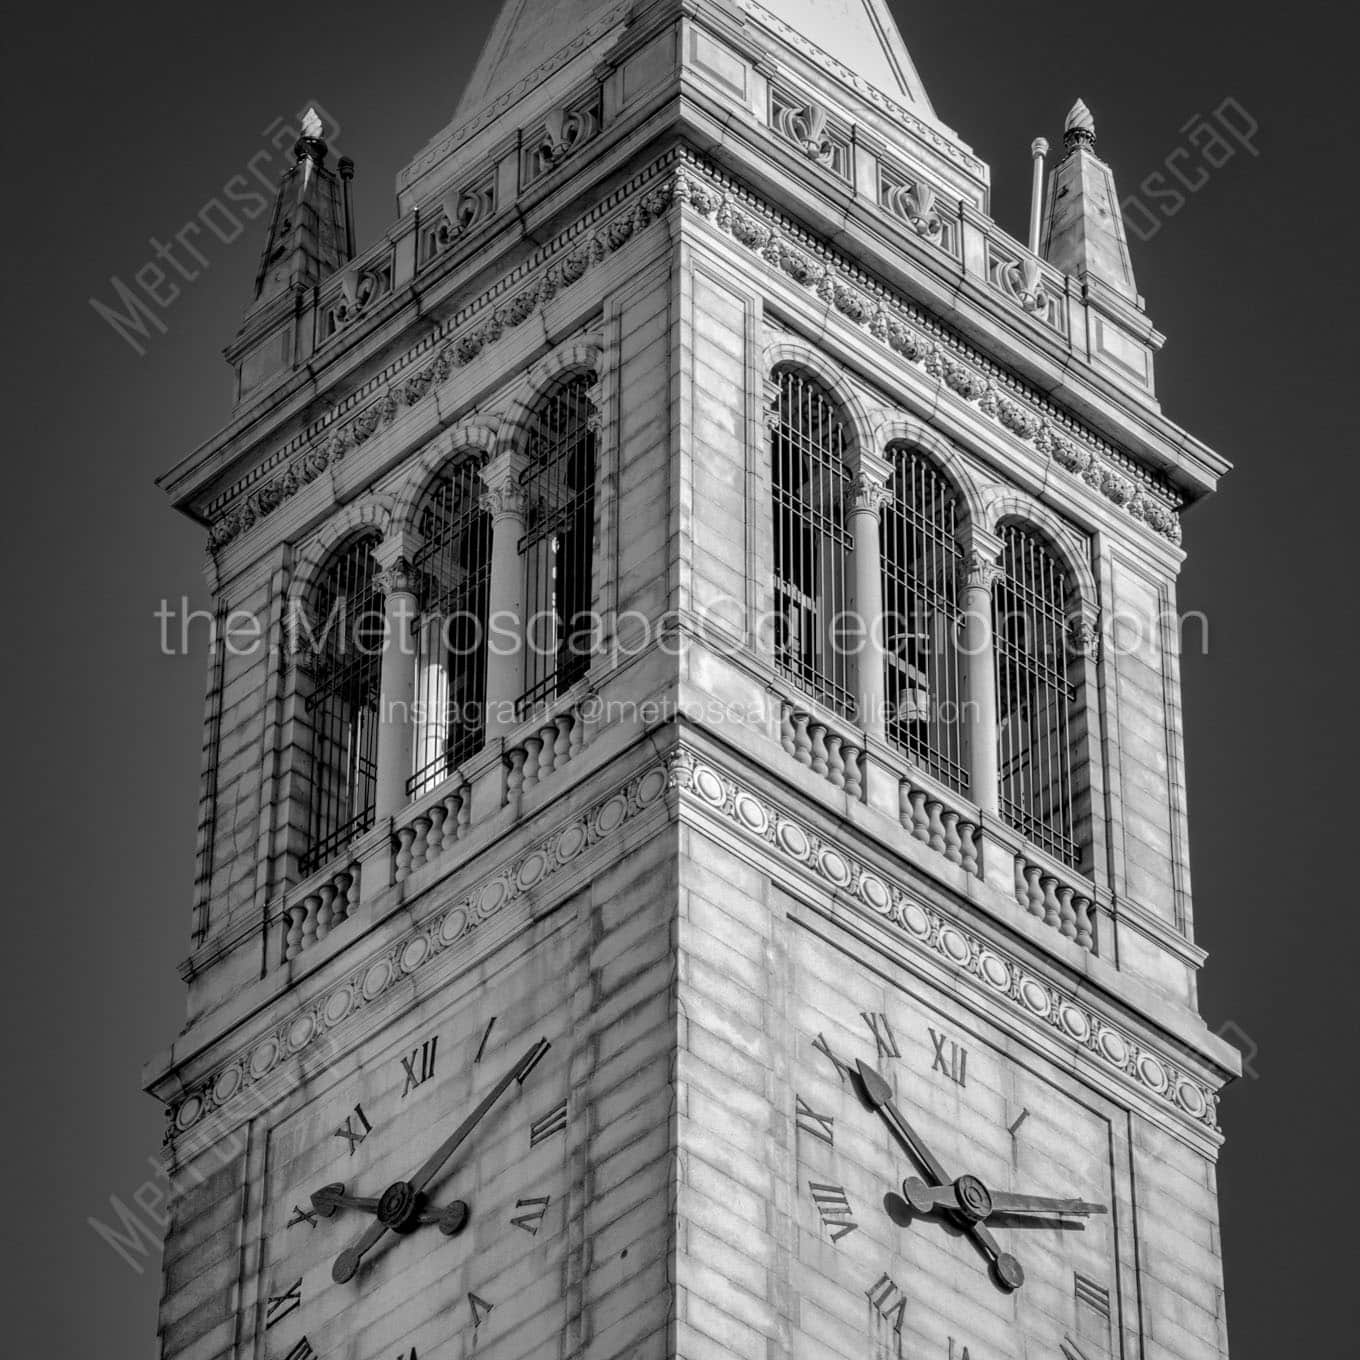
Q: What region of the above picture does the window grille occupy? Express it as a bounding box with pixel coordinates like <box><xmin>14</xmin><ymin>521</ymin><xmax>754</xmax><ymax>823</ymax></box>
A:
<box><xmin>771</xmin><ymin>369</ymin><xmax>855</xmax><ymax>718</ymax></box>
<box><xmin>518</xmin><ymin>374</ymin><xmax>597</xmax><ymax>715</ymax></box>
<box><xmin>409</xmin><ymin>460</ymin><xmax>493</xmax><ymax>797</ymax></box>
<box><xmin>994</xmin><ymin>523</ymin><xmax>1080</xmax><ymax>867</ymax></box>
<box><xmin>300</xmin><ymin>534</ymin><xmax>384</xmax><ymax>874</ymax></box>
<box><xmin>880</xmin><ymin>447</ymin><xmax>967</xmax><ymax>792</ymax></box>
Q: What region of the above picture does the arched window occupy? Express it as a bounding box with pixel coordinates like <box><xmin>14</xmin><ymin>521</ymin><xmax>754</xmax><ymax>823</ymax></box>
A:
<box><xmin>409</xmin><ymin>459</ymin><xmax>493</xmax><ymax>797</ymax></box>
<box><xmin>771</xmin><ymin>368</ymin><xmax>854</xmax><ymax>718</ymax></box>
<box><xmin>519</xmin><ymin>374</ymin><xmax>597</xmax><ymax>715</ymax></box>
<box><xmin>299</xmin><ymin>533</ymin><xmax>384</xmax><ymax>873</ymax></box>
<box><xmin>993</xmin><ymin>523</ymin><xmax>1081</xmax><ymax>867</ymax></box>
<box><xmin>880</xmin><ymin>447</ymin><xmax>967</xmax><ymax>793</ymax></box>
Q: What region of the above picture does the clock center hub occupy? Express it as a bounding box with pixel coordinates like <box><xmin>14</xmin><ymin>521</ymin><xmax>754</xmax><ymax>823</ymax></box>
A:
<box><xmin>377</xmin><ymin>1180</ymin><xmax>426</xmax><ymax>1234</ymax></box>
<box><xmin>953</xmin><ymin>1174</ymin><xmax>994</xmax><ymax>1223</ymax></box>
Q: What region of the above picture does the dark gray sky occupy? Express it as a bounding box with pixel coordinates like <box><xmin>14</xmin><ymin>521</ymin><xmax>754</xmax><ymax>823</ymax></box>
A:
<box><xmin>1</xmin><ymin>1</ymin><xmax>1351</xmax><ymax>1354</ymax></box>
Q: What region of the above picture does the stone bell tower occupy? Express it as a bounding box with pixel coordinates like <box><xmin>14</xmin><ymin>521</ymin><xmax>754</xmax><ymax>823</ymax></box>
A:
<box><xmin>149</xmin><ymin>4</ymin><xmax>1237</xmax><ymax>1359</ymax></box>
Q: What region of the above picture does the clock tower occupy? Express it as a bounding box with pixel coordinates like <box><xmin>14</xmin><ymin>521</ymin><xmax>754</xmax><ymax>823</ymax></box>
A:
<box><xmin>148</xmin><ymin>3</ymin><xmax>1238</xmax><ymax>1358</ymax></box>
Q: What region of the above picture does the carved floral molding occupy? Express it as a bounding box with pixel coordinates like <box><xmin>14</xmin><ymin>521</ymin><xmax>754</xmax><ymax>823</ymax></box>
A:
<box><xmin>208</xmin><ymin>153</ymin><xmax>1182</xmax><ymax>554</ymax></box>
<box><xmin>162</xmin><ymin>747</ymin><xmax>1219</xmax><ymax>1151</ymax></box>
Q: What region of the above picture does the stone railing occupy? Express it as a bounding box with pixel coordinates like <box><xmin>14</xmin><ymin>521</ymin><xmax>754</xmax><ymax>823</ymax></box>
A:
<box><xmin>394</xmin><ymin>780</ymin><xmax>473</xmax><ymax>885</ymax></box>
<box><xmin>897</xmin><ymin>774</ymin><xmax>981</xmax><ymax>878</ymax></box>
<box><xmin>778</xmin><ymin>701</ymin><xmax>866</xmax><ymax>799</ymax></box>
<box><xmin>505</xmin><ymin>704</ymin><xmax>587</xmax><ymax>804</ymax></box>
<box><xmin>1013</xmin><ymin>850</ymin><xmax>1096</xmax><ymax>951</ymax></box>
<box><xmin>283</xmin><ymin>860</ymin><xmax>361</xmax><ymax>961</ymax></box>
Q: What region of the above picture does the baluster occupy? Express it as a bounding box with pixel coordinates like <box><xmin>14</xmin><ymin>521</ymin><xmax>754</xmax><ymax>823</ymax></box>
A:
<box><xmin>925</xmin><ymin>799</ymin><xmax>946</xmax><ymax>852</ymax></box>
<box><xmin>284</xmin><ymin>902</ymin><xmax>307</xmax><ymax>961</ymax></box>
<box><xmin>908</xmin><ymin>788</ymin><xmax>930</xmax><ymax>842</ymax></box>
<box><xmin>455</xmin><ymin>785</ymin><xmax>472</xmax><ymax>836</ymax></box>
<box><xmin>781</xmin><ymin>703</ymin><xmax>796</xmax><ymax>756</ymax></box>
<box><xmin>505</xmin><ymin>747</ymin><xmax>528</xmax><ymax>801</ymax></box>
<box><xmin>1056</xmin><ymin>885</ymin><xmax>1077</xmax><ymax>940</ymax></box>
<box><xmin>410</xmin><ymin>814</ymin><xmax>431</xmax><ymax>872</ymax></box>
<box><xmin>521</xmin><ymin>735</ymin><xmax>543</xmax><ymax>791</ymax></box>
<box><xmin>394</xmin><ymin>825</ymin><xmax>418</xmax><ymax>883</ymax></box>
<box><xmin>556</xmin><ymin>713</ymin><xmax>575</xmax><ymax>767</ymax></box>
<box><xmin>1041</xmin><ymin>874</ymin><xmax>1062</xmax><ymax>930</ymax></box>
<box><xmin>345</xmin><ymin>865</ymin><xmax>361</xmax><ymax>916</ymax></box>
<box><xmin>566</xmin><ymin>708</ymin><xmax>583</xmax><ymax>759</ymax></box>
<box><xmin>809</xmin><ymin>722</ymin><xmax>829</xmax><ymax>776</ymax></box>
<box><xmin>941</xmin><ymin>811</ymin><xmax>962</xmax><ymax>865</ymax></box>
<box><xmin>791</xmin><ymin>711</ymin><xmax>812</xmax><ymax>766</ymax></box>
<box><xmin>331</xmin><ymin>871</ymin><xmax>353</xmax><ymax>927</ymax></box>
<box><xmin>825</xmin><ymin>733</ymin><xmax>845</xmax><ymax>789</ymax></box>
<box><xmin>537</xmin><ymin>725</ymin><xmax>558</xmax><ymax>778</ymax></box>
<box><xmin>959</xmin><ymin>821</ymin><xmax>979</xmax><ymax>876</ymax></box>
<box><xmin>314</xmin><ymin>883</ymin><xmax>336</xmax><ymax>942</ymax></box>
<box><xmin>425</xmin><ymin>803</ymin><xmax>446</xmax><ymax>860</ymax></box>
<box><xmin>300</xmin><ymin>894</ymin><xmax>320</xmax><ymax>953</ymax></box>
<box><xmin>1014</xmin><ymin>856</ymin><xmax>1029</xmax><ymax>908</ymax></box>
<box><xmin>1024</xmin><ymin>864</ymin><xmax>1045</xmax><ymax>918</ymax></box>
<box><xmin>843</xmin><ymin>744</ymin><xmax>863</xmax><ymax>799</ymax></box>
<box><xmin>1074</xmin><ymin>895</ymin><xmax>1094</xmax><ymax>951</ymax></box>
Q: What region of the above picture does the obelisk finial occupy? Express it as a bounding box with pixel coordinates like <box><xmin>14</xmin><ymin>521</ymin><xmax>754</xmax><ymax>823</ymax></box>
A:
<box><xmin>1064</xmin><ymin>99</ymin><xmax>1096</xmax><ymax>155</ymax></box>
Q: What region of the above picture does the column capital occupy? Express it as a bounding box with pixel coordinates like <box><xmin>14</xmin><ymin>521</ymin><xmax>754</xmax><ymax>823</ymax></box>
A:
<box><xmin>959</xmin><ymin>547</ymin><xmax>1005</xmax><ymax>593</ymax></box>
<box><xmin>479</xmin><ymin>450</ymin><xmax>529</xmax><ymax>521</ymax></box>
<box><xmin>1067</xmin><ymin>603</ymin><xmax>1102</xmax><ymax>659</ymax></box>
<box><xmin>849</xmin><ymin>469</ymin><xmax>892</xmax><ymax>516</ymax></box>
<box><xmin>373</xmin><ymin>532</ymin><xmax>424</xmax><ymax>598</ymax></box>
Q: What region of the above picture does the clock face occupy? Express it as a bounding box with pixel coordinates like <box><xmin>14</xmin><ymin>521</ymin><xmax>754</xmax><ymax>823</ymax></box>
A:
<box><xmin>257</xmin><ymin>997</ymin><xmax>571</xmax><ymax>1360</ymax></box>
<box><xmin>789</xmin><ymin>930</ymin><xmax>1122</xmax><ymax>1360</ymax></box>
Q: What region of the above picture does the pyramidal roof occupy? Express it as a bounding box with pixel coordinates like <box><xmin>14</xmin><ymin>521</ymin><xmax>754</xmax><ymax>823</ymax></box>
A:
<box><xmin>455</xmin><ymin>0</ymin><xmax>935</xmax><ymax>122</ymax></box>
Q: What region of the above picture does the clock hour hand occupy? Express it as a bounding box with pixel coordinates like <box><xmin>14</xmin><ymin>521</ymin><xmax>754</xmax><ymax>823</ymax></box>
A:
<box><xmin>856</xmin><ymin>1060</ymin><xmax>1024</xmax><ymax>1292</ymax></box>
<box><xmin>330</xmin><ymin>1036</ymin><xmax>549</xmax><ymax>1284</ymax></box>
<box><xmin>903</xmin><ymin>1177</ymin><xmax>1107</xmax><ymax>1219</ymax></box>
<box><xmin>310</xmin><ymin>1184</ymin><xmax>379</xmax><ymax>1217</ymax></box>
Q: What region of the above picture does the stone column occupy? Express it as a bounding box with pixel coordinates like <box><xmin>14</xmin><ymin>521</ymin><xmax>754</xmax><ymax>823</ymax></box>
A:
<box><xmin>959</xmin><ymin>529</ymin><xmax>1005</xmax><ymax>815</ymax></box>
<box><xmin>480</xmin><ymin>451</ymin><xmax>529</xmax><ymax>739</ymax></box>
<box><xmin>373</xmin><ymin>534</ymin><xmax>423</xmax><ymax>824</ymax></box>
<box><xmin>847</xmin><ymin>463</ymin><xmax>892</xmax><ymax>742</ymax></box>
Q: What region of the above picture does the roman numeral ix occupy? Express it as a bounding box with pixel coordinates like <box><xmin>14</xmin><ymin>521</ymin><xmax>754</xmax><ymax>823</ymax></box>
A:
<box><xmin>286</xmin><ymin>1203</ymin><xmax>319</xmax><ymax>1230</ymax></box>
<box><xmin>511</xmin><ymin>1195</ymin><xmax>551</xmax><ymax>1235</ymax></box>
<box><xmin>400</xmin><ymin>1036</ymin><xmax>438</xmax><ymax>1097</ymax></box>
<box><xmin>809</xmin><ymin>1182</ymin><xmax>858</xmax><ymax>1243</ymax></box>
<box><xmin>265</xmin><ymin>1279</ymin><xmax>302</xmax><ymax>1329</ymax></box>
<box><xmin>334</xmin><ymin>1103</ymin><xmax>373</xmax><ymax>1153</ymax></box>
<box><xmin>282</xmin><ymin>1341</ymin><xmax>315</xmax><ymax>1360</ymax></box>
<box><xmin>795</xmin><ymin>1095</ymin><xmax>835</xmax><ymax>1146</ymax></box>
<box><xmin>929</xmin><ymin>1028</ymin><xmax>967</xmax><ymax>1086</ymax></box>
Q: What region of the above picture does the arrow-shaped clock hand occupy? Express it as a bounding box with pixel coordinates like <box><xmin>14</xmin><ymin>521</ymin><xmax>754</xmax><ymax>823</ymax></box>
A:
<box><xmin>855</xmin><ymin>1059</ymin><xmax>1025</xmax><ymax>1291</ymax></box>
<box><xmin>331</xmin><ymin>1037</ymin><xmax>550</xmax><ymax>1284</ymax></box>
<box><xmin>902</xmin><ymin>1177</ymin><xmax>1107</xmax><ymax>1220</ymax></box>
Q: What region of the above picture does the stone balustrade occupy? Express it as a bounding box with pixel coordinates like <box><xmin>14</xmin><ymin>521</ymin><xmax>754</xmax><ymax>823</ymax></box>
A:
<box><xmin>505</xmin><ymin>706</ymin><xmax>586</xmax><ymax>804</ymax></box>
<box><xmin>897</xmin><ymin>776</ymin><xmax>981</xmax><ymax>877</ymax></box>
<box><xmin>1013</xmin><ymin>851</ymin><xmax>1096</xmax><ymax>951</ymax></box>
<box><xmin>778</xmin><ymin>702</ymin><xmax>866</xmax><ymax>799</ymax></box>
<box><xmin>283</xmin><ymin>861</ymin><xmax>361</xmax><ymax>961</ymax></box>
<box><xmin>394</xmin><ymin>782</ymin><xmax>473</xmax><ymax>884</ymax></box>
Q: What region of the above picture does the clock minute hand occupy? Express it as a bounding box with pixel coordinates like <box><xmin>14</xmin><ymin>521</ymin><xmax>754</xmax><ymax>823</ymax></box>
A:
<box><xmin>988</xmin><ymin>1190</ymin><xmax>1107</xmax><ymax>1218</ymax></box>
<box><xmin>902</xmin><ymin>1177</ymin><xmax>1107</xmax><ymax>1219</ymax></box>
<box><xmin>409</xmin><ymin>1036</ymin><xmax>550</xmax><ymax>1194</ymax></box>
<box><xmin>856</xmin><ymin>1060</ymin><xmax>1024</xmax><ymax>1292</ymax></box>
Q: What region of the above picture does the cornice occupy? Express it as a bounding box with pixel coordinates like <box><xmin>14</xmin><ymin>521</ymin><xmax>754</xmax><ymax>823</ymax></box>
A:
<box><xmin>154</xmin><ymin>736</ymin><xmax>1227</xmax><ymax>1157</ymax></box>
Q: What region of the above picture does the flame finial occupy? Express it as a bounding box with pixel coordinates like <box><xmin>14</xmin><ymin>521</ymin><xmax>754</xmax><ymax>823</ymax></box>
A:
<box><xmin>301</xmin><ymin>106</ymin><xmax>324</xmax><ymax>140</ymax></box>
<box><xmin>1064</xmin><ymin>98</ymin><xmax>1096</xmax><ymax>153</ymax></box>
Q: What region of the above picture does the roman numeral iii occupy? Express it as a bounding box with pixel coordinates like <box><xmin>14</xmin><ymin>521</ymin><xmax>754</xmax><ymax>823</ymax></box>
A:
<box><xmin>929</xmin><ymin>1028</ymin><xmax>967</xmax><ymax>1086</ymax></box>
<box><xmin>809</xmin><ymin>1181</ymin><xmax>858</xmax><ymax>1242</ymax></box>
<box><xmin>529</xmin><ymin>1099</ymin><xmax>567</xmax><ymax>1147</ymax></box>
<box><xmin>400</xmin><ymin>1036</ymin><xmax>438</xmax><ymax>1097</ymax></box>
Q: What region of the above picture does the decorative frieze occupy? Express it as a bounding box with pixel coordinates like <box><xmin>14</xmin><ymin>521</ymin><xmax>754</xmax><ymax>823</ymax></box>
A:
<box><xmin>522</xmin><ymin>92</ymin><xmax>603</xmax><ymax>189</ymax></box>
<box><xmin>770</xmin><ymin>88</ymin><xmax>853</xmax><ymax>182</ymax></box>
<box><xmin>986</xmin><ymin>238</ymin><xmax>1066</xmax><ymax>336</ymax></box>
<box><xmin>672</xmin><ymin>156</ymin><xmax>1182</xmax><ymax>543</ymax></box>
<box><xmin>320</xmin><ymin>250</ymin><xmax>397</xmax><ymax>344</ymax></box>
<box><xmin>879</xmin><ymin>159</ymin><xmax>959</xmax><ymax>257</ymax></box>
<box><xmin>420</xmin><ymin>168</ymin><xmax>498</xmax><ymax>264</ymax></box>
<box><xmin>160</xmin><ymin>748</ymin><xmax>1220</xmax><ymax>1148</ymax></box>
